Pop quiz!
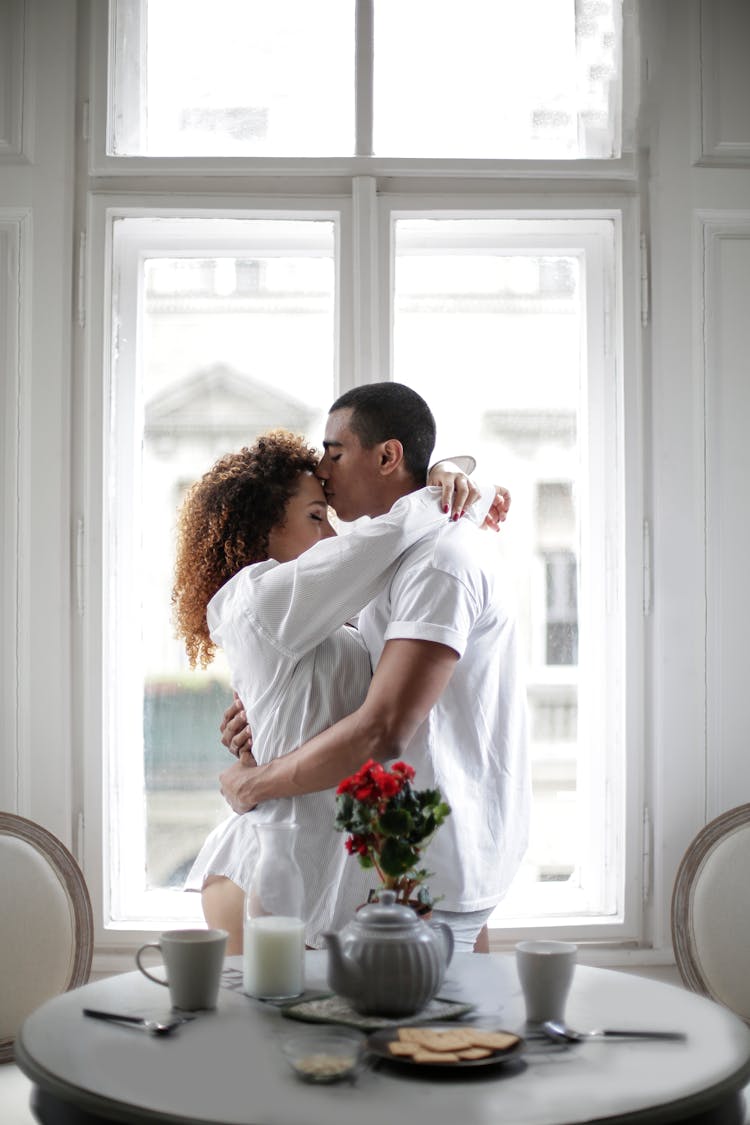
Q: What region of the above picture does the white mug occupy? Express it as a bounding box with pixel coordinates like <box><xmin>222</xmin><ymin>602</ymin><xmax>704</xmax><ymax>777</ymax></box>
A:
<box><xmin>136</xmin><ymin>928</ymin><xmax>228</xmax><ymax>1011</ymax></box>
<box><xmin>515</xmin><ymin>939</ymin><xmax>577</xmax><ymax>1025</ymax></box>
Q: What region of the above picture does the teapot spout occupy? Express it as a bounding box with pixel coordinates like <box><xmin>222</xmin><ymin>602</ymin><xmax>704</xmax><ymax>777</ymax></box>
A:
<box><xmin>322</xmin><ymin>930</ymin><xmax>362</xmax><ymax>1000</ymax></box>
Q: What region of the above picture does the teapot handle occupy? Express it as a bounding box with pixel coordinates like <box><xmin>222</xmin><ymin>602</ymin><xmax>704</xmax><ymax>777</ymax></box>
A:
<box><xmin>430</xmin><ymin>920</ymin><xmax>454</xmax><ymax>966</ymax></box>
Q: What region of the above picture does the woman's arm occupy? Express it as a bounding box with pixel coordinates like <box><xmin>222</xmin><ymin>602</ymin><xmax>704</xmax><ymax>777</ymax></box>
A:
<box><xmin>218</xmin><ymin>479</ymin><xmax>503</xmax><ymax>760</ymax></box>
<box><xmin>220</xmin><ymin>487</ymin><xmax>465</xmax><ymax>660</ymax></box>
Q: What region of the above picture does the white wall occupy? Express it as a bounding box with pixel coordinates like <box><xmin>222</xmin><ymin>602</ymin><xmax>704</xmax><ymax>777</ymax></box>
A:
<box><xmin>642</xmin><ymin>0</ymin><xmax>750</xmax><ymax>949</ymax></box>
<box><xmin>1</xmin><ymin>0</ymin><xmax>750</xmax><ymax>960</ymax></box>
<box><xmin>0</xmin><ymin>0</ymin><xmax>77</xmax><ymax>843</ymax></box>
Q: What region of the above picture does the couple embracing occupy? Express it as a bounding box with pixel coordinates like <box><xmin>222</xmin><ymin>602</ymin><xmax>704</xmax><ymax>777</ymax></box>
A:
<box><xmin>172</xmin><ymin>382</ymin><xmax>530</xmax><ymax>956</ymax></box>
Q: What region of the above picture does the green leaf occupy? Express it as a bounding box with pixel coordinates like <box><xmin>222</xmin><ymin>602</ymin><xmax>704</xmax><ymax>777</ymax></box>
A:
<box><xmin>378</xmin><ymin>808</ymin><xmax>413</xmax><ymax>836</ymax></box>
<box><xmin>335</xmin><ymin>793</ymin><xmax>354</xmax><ymax>825</ymax></box>
<box><xmin>379</xmin><ymin>837</ymin><xmax>419</xmax><ymax>877</ymax></box>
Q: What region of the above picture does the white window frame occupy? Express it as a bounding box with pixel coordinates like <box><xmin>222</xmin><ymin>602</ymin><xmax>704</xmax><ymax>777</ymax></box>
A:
<box><xmin>82</xmin><ymin>191</ymin><xmax>643</xmax><ymax>949</ymax></box>
<box><xmin>82</xmin><ymin>194</ymin><xmax>353</xmax><ymax>947</ymax></box>
<box><xmin>376</xmin><ymin>200</ymin><xmax>644</xmax><ymax>941</ymax></box>
<box><xmin>75</xmin><ymin>5</ymin><xmax>645</xmax><ymax>960</ymax></box>
<box><xmin>88</xmin><ymin>0</ymin><xmax>639</xmax><ymax>182</ymax></box>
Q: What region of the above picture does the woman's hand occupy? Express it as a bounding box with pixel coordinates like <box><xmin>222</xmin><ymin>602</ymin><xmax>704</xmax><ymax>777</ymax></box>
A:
<box><xmin>483</xmin><ymin>486</ymin><xmax>511</xmax><ymax>532</ymax></box>
<box><xmin>427</xmin><ymin>460</ymin><xmax>481</xmax><ymax>519</ymax></box>
<box><xmin>220</xmin><ymin>692</ymin><xmax>254</xmax><ymax>759</ymax></box>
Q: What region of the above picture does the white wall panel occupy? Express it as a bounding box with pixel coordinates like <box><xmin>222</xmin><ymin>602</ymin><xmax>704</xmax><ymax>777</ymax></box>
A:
<box><xmin>702</xmin><ymin>216</ymin><xmax>750</xmax><ymax>812</ymax></box>
<box><xmin>0</xmin><ymin>0</ymin><xmax>77</xmax><ymax>842</ymax></box>
<box><xmin>0</xmin><ymin>217</ymin><xmax>23</xmax><ymax>810</ymax></box>
<box><xmin>697</xmin><ymin>0</ymin><xmax>750</xmax><ymax>165</ymax></box>
<box><xmin>0</xmin><ymin>0</ymin><xmax>28</xmax><ymax>160</ymax></box>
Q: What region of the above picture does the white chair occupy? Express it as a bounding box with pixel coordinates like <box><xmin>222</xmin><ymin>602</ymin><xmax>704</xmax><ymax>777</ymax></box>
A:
<box><xmin>672</xmin><ymin>803</ymin><xmax>750</xmax><ymax>1023</ymax></box>
<box><xmin>0</xmin><ymin>812</ymin><xmax>94</xmax><ymax>1063</ymax></box>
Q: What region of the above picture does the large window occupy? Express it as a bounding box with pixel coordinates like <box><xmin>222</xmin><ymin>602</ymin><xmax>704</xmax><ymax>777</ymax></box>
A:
<box><xmin>83</xmin><ymin>0</ymin><xmax>640</xmax><ymax>943</ymax></box>
<box><xmin>100</xmin><ymin>207</ymin><xmax>630</xmax><ymax>930</ymax></box>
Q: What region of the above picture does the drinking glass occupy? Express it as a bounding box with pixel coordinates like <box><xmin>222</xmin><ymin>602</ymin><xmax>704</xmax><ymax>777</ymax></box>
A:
<box><xmin>243</xmin><ymin>823</ymin><xmax>305</xmax><ymax>1000</ymax></box>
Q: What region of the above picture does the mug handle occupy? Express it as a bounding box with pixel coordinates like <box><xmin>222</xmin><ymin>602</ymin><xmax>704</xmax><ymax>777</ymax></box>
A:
<box><xmin>135</xmin><ymin>942</ymin><xmax>168</xmax><ymax>987</ymax></box>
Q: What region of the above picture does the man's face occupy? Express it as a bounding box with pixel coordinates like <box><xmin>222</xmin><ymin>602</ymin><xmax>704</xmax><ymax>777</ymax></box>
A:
<box><xmin>316</xmin><ymin>408</ymin><xmax>384</xmax><ymax>522</ymax></box>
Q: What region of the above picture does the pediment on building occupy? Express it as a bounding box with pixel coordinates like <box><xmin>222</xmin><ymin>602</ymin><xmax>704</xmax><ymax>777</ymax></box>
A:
<box><xmin>145</xmin><ymin>364</ymin><xmax>317</xmax><ymax>437</ymax></box>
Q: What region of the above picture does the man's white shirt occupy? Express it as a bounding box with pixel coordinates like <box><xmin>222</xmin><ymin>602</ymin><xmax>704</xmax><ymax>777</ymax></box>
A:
<box><xmin>358</xmin><ymin>513</ymin><xmax>531</xmax><ymax>911</ymax></box>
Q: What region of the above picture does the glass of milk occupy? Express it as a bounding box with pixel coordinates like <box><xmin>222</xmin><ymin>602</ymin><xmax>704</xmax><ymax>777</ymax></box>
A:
<box><xmin>243</xmin><ymin>823</ymin><xmax>305</xmax><ymax>1000</ymax></box>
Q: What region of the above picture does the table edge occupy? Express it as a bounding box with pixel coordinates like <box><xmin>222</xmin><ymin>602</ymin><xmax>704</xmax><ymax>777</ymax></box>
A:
<box><xmin>16</xmin><ymin>1022</ymin><xmax>750</xmax><ymax>1125</ymax></box>
<box><xmin>15</xmin><ymin>1030</ymin><xmax>210</xmax><ymax>1125</ymax></box>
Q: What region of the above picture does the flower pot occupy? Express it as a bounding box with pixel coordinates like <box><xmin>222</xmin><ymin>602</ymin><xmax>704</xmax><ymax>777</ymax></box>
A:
<box><xmin>362</xmin><ymin>890</ymin><xmax>432</xmax><ymax>922</ymax></box>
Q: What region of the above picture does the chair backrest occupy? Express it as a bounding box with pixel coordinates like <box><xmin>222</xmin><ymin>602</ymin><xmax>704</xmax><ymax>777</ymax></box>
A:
<box><xmin>0</xmin><ymin>813</ymin><xmax>94</xmax><ymax>1062</ymax></box>
<box><xmin>671</xmin><ymin>803</ymin><xmax>750</xmax><ymax>1023</ymax></box>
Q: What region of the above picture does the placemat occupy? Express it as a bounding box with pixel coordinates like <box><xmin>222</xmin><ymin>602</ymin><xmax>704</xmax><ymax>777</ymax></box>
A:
<box><xmin>220</xmin><ymin>966</ymin><xmax>324</xmax><ymax>1006</ymax></box>
<box><xmin>280</xmin><ymin>993</ymin><xmax>474</xmax><ymax>1031</ymax></box>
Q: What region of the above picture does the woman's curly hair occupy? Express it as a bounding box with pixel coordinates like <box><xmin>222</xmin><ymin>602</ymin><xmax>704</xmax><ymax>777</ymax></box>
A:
<box><xmin>172</xmin><ymin>429</ymin><xmax>320</xmax><ymax>669</ymax></box>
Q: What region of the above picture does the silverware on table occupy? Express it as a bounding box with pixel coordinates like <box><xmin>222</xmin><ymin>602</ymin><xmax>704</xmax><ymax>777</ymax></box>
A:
<box><xmin>542</xmin><ymin>1019</ymin><xmax>686</xmax><ymax>1044</ymax></box>
<box><xmin>82</xmin><ymin>1008</ymin><xmax>195</xmax><ymax>1036</ymax></box>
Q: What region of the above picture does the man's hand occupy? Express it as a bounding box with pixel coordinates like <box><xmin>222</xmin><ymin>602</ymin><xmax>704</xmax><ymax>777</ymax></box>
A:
<box><xmin>220</xmin><ymin>692</ymin><xmax>254</xmax><ymax>759</ymax></box>
<box><xmin>483</xmin><ymin>486</ymin><xmax>511</xmax><ymax>532</ymax></box>
<box><xmin>219</xmin><ymin>750</ymin><xmax>259</xmax><ymax>814</ymax></box>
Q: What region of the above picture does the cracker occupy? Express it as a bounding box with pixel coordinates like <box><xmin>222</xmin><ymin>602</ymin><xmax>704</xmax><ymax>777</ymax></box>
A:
<box><xmin>387</xmin><ymin>1041</ymin><xmax>419</xmax><ymax>1057</ymax></box>
<box><xmin>457</xmin><ymin>1047</ymin><xmax>493</xmax><ymax>1060</ymax></box>
<box><xmin>412</xmin><ymin>1049</ymin><xmax>460</xmax><ymax>1063</ymax></box>
<box><xmin>388</xmin><ymin>1026</ymin><xmax>520</xmax><ymax>1065</ymax></box>
<box><xmin>410</xmin><ymin>1029</ymin><xmax>476</xmax><ymax>1052</ymax></box>
<box><xmin>466</xmin><ymin>1030</ymin><xmax>519</xmax><ymax>1051</ymax></box>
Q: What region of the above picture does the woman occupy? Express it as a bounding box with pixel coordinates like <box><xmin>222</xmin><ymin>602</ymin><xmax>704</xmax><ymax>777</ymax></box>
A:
<box><xmin>173</xmin><ymin>430</ymin><xmax>491</xmax><ymax>953</ymax></box>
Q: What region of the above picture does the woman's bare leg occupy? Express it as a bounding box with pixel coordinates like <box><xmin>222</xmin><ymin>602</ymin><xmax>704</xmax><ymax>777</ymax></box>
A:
<box><xmin>473</xmin><ymin>923</ymin><xmax>490</xmax><ymax>953</ymax></box>
<box><xmin>201</xmin><ymin>876</ymin><xmax>245</xmax><ymax>955</ymax></box>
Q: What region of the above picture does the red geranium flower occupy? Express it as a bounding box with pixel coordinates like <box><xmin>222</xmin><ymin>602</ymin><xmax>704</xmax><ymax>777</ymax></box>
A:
<box><xmin>334</xmin><ymin>759</ymin><xmax>451</xmax><ymax>909</ymax></box>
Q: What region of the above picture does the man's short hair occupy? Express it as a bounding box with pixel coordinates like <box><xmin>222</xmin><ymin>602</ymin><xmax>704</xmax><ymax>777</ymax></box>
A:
<box><xmin>330</xmin><ymin>382</ymin><xmax>436</xmax><ymax>483</ymax></box>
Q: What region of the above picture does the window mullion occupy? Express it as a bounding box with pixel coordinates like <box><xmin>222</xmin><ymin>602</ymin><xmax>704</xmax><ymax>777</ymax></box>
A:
<box><xmin>354</xmin><ymin>0</ymin><xmax>374</xmax><ymax>156</ymax></box>
<box><xmin>350</xmin><ymin>176</ymin><xmax>380</xmax><ymax>386</ymax></box>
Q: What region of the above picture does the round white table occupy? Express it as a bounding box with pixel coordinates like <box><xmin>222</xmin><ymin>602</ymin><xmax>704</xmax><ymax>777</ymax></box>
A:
<box><xmin>15</xmin><ymin>952</ymin><xmax>750</xmax><ymax>1125</ymax></box>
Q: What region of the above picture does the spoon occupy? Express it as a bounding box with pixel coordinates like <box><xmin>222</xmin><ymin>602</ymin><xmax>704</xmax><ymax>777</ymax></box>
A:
<box><xmin>543</xmin><ymin>1020</ymin><xmax>686</xmax><ymax>1043</ymax></box>
<box><xmin>83</xmin><ymin>1008</ymin><xmax>195</xmax><ymax>1036</ymax></box>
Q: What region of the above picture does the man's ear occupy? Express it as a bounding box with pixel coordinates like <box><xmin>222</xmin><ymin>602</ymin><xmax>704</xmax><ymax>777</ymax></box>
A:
<box><xmin>378</xmin><ymin>438</ymin><xmax>405</xmax><ymax>476</ymax></box>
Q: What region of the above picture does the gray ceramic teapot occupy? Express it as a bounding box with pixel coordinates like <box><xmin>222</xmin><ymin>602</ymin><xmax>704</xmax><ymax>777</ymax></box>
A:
<box><xmin>323</xmin><ymin>890</ymin><xmax>454</xmax><ymax>1017</ymax></box>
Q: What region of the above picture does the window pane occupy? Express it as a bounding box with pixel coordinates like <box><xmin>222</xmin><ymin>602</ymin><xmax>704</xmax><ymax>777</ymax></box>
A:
<box><xmin>108</xmin><ymin>0</ymin><xmax>622</xmax><ymax>161</ymax></box>
<box><xmin>392</xmin><ymin>218</ymin><xmax>617</xmax><ymax>921</ymax></box>
<box><xmin>109</xmin><ymin>0</ymin><xmax>354</xmax><ymax>156</ymax></box>
<box><xmin>374</xmin><ymin>0</ymin><xmax>622</xmax><ymax>158</ymax></box>
<box><xmin>108</xmin><ymin>217</ymin><xmax>336</xmax><ymax>921</ymax></box>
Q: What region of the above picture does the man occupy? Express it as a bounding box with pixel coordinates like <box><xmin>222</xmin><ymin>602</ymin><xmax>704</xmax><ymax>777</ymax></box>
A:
<box><xmin>219</xmin><ymin>383</ymin><xmax>530</xmax><ymax>950</ymax></box>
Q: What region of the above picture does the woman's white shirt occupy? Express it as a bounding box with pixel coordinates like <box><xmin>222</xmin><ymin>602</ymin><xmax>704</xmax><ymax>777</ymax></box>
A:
<box><xmin>185</xmin><ymin>486</ymin><xmax>491</xmax><ymax>945</ymax></box>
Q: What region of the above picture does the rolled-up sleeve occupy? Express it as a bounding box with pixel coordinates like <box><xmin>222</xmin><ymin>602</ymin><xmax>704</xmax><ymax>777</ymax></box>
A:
<box><xmin>384</xmin><ymin>566</ymin><xmax>480</xmax><ymax>659</ymax></box>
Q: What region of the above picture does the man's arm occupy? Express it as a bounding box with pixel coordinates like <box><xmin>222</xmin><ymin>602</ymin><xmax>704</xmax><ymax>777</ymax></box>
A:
<box><xmin>219</xmin><ymin>481</ymin><xmax>510</xmax><ymax>757</ymax></box>
<box><xmin>218</xmin><ymin>638</ymin><xmax>459</xmax><ymax>812</ymax></box>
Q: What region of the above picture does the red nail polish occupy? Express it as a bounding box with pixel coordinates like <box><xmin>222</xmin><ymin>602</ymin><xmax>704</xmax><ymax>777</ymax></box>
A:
<box><xmin>443</xmin><ymin>505</ymin><xmax>449</xmax><ymax>514</ymax></box>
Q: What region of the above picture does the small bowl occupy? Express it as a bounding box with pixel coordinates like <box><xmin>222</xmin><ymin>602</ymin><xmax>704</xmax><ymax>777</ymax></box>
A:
<box><xmin>281</xmin><ymin>1029</ymin><xmax>364</xmax><ymax>1083</ymax></box>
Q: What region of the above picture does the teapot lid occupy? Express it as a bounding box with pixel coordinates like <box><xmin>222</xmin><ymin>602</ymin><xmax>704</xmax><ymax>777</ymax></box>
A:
<box><xmin>356</xmin><ymin>890</ymin><xmax>422</xmax><ymax>928</ymax></box>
